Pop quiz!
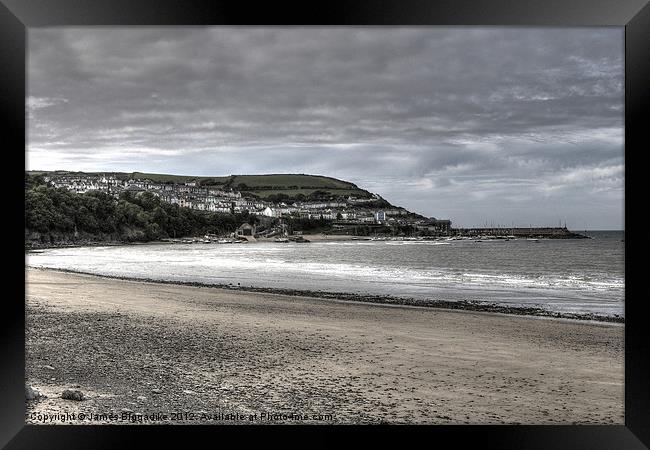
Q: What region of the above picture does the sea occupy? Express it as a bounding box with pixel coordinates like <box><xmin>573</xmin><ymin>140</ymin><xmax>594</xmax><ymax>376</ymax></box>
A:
<box><xmin>26</xmin><ymin>230</ymin><xmax>624</xmax><ymax>320</ymax></box>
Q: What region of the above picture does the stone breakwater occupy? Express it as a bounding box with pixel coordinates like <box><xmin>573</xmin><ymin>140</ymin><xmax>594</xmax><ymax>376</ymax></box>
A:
<box><xmin>452</xmin><ymin>227</ymin><xmax>590</xmax><ymax>239</ymax></box>
<box><xmin>31</xmin><ymin>268</ymin><xmax>624</xmax><ymax>324</ymax></box>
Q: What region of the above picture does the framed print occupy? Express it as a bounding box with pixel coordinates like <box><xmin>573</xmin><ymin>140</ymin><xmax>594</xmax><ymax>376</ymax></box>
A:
<box><xmin>2</xmin><ymin>0</ymin><xmax>648</xmax><ymax>447</ymax></box>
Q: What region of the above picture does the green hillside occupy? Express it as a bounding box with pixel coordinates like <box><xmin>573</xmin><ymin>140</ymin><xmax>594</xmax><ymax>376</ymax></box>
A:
<box><xmin>245</xmin><ymin>188</ymin><xmax>366</xmax><ymax>199</ymax></box>
<box><xmin>27</xmin><ymin>170</ymin><xmax>230</xmax><ymax>185</ymax></box>
<box><xmin>28</xmin><ymin>171</ymin><xmax>374</xmax><ymax>200</ymax></box>
<box><xmin>128</xmin><ymin>172</ymin><xmax>231</xmax><ymax>184</ymax></box>
<box><xmin>227</xmin><ymin>174</ymin><xmax>357</xmax><ymax>189</ymax></box>
<box><xmin>224</xmin><ymin>174</ymin><xmax>371</xmax><ymax>199</ymax></box>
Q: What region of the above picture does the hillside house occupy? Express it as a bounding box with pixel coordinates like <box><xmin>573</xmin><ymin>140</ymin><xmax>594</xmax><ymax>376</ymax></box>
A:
<box><xmin>236</xmin><ymin>223</ymin><xmax>256</xmax><ymax>237</ymax></box>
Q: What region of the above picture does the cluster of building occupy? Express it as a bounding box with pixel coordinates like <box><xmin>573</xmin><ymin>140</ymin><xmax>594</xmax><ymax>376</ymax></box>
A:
<box><xmin>46</xmin><ymin>174</ymin><xmax>244</xmax><ymax>213</ymax></box>
<box><xmin>43</xmin><ymin>173</ymin><xmax>452</xmax><ymax>232</ymax></box>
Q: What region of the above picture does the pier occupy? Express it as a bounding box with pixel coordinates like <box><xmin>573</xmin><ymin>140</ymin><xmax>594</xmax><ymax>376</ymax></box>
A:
<box><xmin>451</xmin><ymin>226</ymin><xmax>589</xmax><ymax>239</ymax></box>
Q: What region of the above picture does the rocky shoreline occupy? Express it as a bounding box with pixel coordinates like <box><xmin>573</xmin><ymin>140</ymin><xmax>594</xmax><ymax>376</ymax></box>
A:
<box><xmin>24</xmin><ymin>231</ymin><xmax>594</xmax><ymax>250</ymax></box>
<box><xmin>25</xmin><ymin>240</ymin><xmax>161</xmax><ymax>250</ymax></box>
<box><xmin>27</xmin><ymin>267</ymin><xmax>624</xmax><ymax>324</ymax></box>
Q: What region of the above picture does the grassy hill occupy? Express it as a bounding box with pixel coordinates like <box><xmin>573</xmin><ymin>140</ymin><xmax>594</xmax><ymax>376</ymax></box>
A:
<box><xmin>224</xmin><ymin>174</ymin><xmax>372</xmax><ymax>199</ymax></box>
<box><xmin>27</xmin><ymin>171</ymin><xmax>375</xmax><ymax>200</ymax></box>
<box><xmin>27</xmin><ymin>170</ymin><xmax>230</xmax><ymax>185</ymax></box>
<box><xmin>227</xmin><ymin>174</ymin><xmax>357</xmax><ymax>189</ymax></box>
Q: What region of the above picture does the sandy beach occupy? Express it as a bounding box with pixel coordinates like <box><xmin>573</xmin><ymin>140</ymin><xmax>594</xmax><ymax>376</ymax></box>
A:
<box><xmin>25</xmin><ymin>268</ymin><xmax>624</xmax><ymax>425</ymax></box>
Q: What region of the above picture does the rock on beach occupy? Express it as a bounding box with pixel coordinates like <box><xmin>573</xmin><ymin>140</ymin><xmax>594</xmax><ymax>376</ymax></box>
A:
<box><xmin>61</xmin><ymin>389</ymin><xmax>86</xmax><ymax>401</ymax></box>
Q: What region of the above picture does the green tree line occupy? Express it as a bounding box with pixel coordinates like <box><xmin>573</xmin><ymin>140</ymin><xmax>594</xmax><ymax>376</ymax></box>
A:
<box><xmin>25</xmin><ymin>176</ymin><xmax>258</xmax><ymax>245</ymax></box>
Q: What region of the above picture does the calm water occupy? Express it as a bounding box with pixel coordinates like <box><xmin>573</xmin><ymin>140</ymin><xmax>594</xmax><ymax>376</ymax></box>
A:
<box><xmin>27</xmin><ymin>230</ymin><xmax>624</xmax><ymax>318</ymax></box>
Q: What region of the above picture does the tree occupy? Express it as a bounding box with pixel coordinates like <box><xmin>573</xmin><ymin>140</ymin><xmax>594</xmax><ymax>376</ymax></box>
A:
<box><xmin>308</xmin><ymin>190</ymin><xmax>331</xmax><ymax>201</ymax></box>
<box><xmin>25</xmin><ymin>187</ymin><xmax>56</xmax><ymax>233</ymax></box>
<box><xmin>25</xmin><ymin>178</ymin><xmax>261</xmax><ymax>245</ymax></box>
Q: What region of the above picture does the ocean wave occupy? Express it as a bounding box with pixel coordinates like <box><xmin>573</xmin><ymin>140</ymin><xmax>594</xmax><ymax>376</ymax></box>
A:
<box><xmin>26</xmin><ymin>240</ymin><xmax>624</xmax><ymax>317</ymax></box>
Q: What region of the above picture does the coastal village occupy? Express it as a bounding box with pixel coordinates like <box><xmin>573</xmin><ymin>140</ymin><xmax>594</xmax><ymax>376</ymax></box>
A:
<box><xmin>38</xmin><ymin>172</ymin><xmax>585</xmax><ymax>242</ymax></box>
<box><xmin>41</xmin><ymin>172</ymin><xmax>454</xmax><ymax>239</ymax></box>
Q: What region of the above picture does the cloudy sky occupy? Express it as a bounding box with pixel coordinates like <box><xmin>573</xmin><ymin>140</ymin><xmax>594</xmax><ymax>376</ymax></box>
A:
<box><xmin>27</xmin><ymin>27</ymin><xmax>624</xmax><ymax>229</ymax></box>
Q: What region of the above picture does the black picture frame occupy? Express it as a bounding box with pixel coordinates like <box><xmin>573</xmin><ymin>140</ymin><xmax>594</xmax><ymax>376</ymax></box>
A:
<box><xmin>2</xmin><ymin>0</ymin><xmax>647</xmax><ymax>447</ymax></box>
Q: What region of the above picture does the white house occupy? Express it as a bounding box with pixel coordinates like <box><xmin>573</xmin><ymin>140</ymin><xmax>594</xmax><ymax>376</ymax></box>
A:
<box><xmin>263</xmin><ymin>207</ymin><xmax>279</xmax><ymax>217</ymax></box>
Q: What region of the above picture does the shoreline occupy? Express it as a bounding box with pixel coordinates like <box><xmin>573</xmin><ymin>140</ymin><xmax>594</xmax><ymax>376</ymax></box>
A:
<box><xmin>26</xmin><ymin>266</ymin><xmax>624</xmax><ymax>324</ymax></box>
<box><xmin>24</xmin><ymin>234</ymin><xmax>366</xmax><ymax>251</ymax></box>
<box><xmin>24</xmin><ymin>230</ymin><xmax>604</xmax><ymax>251</ymax></box>
<box><xmin>25</xmin><ymin>268</ymin><xmax>624</xmax><ymax>424</ymax></box>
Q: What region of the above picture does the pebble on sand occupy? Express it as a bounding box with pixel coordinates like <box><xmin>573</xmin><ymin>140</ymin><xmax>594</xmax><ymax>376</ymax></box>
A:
<box><xmin>61</xmin><ymin>389</ymin><xmax>86</xmax><ymax>401</ymax></box>
<box><xmin>25</xmin><ymin>385</ymin><xmax>41</xmax><ymax>400</ymax></box>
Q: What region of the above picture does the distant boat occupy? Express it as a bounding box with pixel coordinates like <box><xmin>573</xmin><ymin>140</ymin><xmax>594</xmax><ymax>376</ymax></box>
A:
<box><xmin>275</xmin><ymin>237</ymin><xmax>289</xmax><ymax>243</ymax></box>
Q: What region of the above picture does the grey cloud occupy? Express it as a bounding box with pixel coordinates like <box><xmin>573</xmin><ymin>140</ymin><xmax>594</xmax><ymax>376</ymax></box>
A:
<box><xmin>27</xmin><ymin>27</ymin><xmax>623</xmax><ymax>229</ymax></box>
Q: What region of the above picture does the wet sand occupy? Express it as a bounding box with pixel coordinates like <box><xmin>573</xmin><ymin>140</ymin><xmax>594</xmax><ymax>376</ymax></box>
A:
<box><xmin>25</xmin><ymin>268</ymin><xmax>624</xmax><ymax>425</ymax></box>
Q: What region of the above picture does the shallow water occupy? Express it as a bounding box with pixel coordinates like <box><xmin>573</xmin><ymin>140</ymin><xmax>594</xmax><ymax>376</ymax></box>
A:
<box><xmin>26</xmin><ymin>230</ymin><xmax>624</xmax><ymax>318</ymax></box>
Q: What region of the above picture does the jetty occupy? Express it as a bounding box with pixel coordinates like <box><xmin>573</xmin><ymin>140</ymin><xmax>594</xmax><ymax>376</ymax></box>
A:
<box><xmin>451</xmin><ymin>226</ymin><xmax>589</xmax><ymax>239</ymax></box>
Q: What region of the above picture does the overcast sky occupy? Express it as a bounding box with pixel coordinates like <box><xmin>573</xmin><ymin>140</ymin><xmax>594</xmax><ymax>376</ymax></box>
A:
<box><xmin>27</xmin><ymin>27</ymin><xmax>624</xmax><ymax>229</ymax></box>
